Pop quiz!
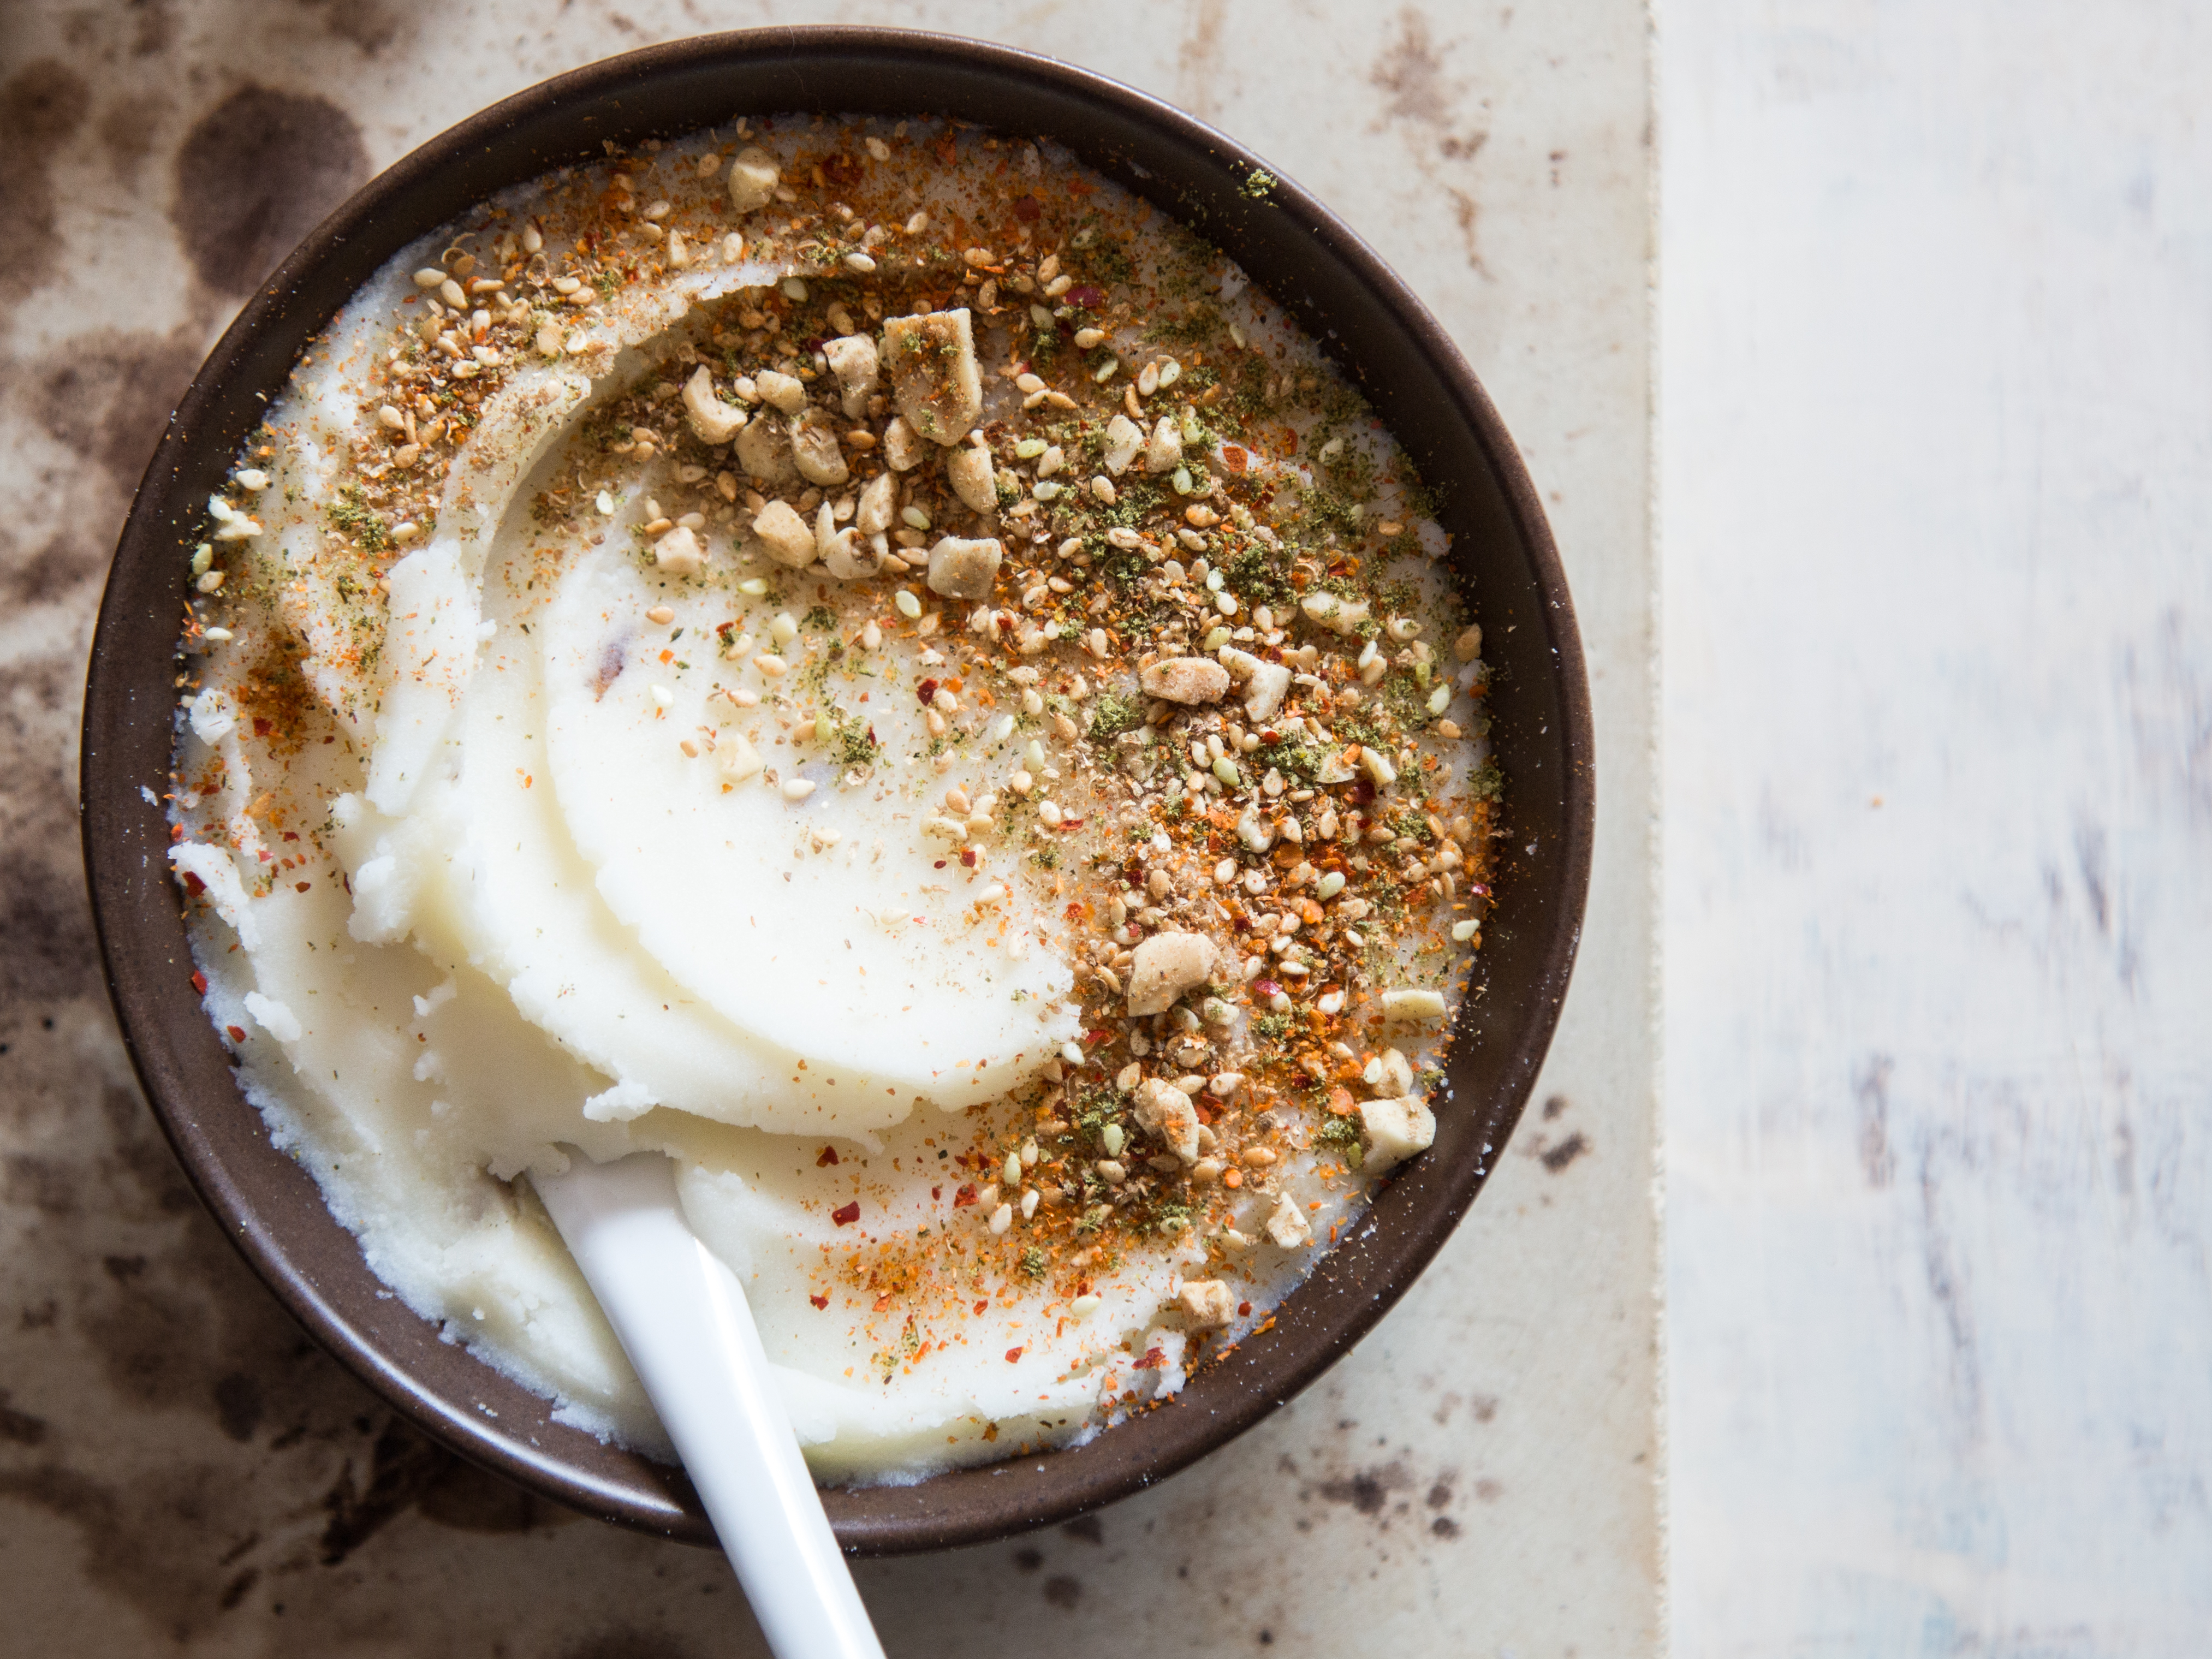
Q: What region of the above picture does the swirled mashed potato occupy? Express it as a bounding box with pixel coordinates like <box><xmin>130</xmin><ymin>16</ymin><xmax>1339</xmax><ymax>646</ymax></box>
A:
<box><xmin>167</xmin><ymin>117</ymin><xmax>1500</xmax><ymax>1480</ymax></box>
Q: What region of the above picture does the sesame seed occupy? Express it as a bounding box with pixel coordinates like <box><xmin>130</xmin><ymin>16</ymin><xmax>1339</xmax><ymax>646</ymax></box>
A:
<box><xmin>782</xmin><ymin>778</ymin><xmax>818</xmax><ymax>802</ymax></box>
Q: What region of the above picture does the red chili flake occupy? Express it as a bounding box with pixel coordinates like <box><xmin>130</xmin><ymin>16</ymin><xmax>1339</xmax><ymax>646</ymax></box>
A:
<box><xmin>1013</xmin><ymin>193</ymin><xmax>1041</xmax><ymax>221</ymax></box>
<box><xmin>952</xmin><ymin>1183</ymin><xmax>979</xmax><ymax>1208</ymax></box>
<box><xmin>1063</xmin><ymin>901</ymin><xmax>1090</xmax><ymax>920</ymax></box>
<box><xmin>1084</xmin><ymin>1027</ymin><xmax>1114</xmax><ymax>1047</ymax></box>
<box><xmin>1349</xmin><ymin>778</ymin><xmax>1377</xmax><ymax>806</ymax></box>
<box><xmin>872</xmin><ymin>1294</ymin><xmax>893</xmax><ymax>1313</ymax></box>
<box><xmin>974</xmin><ymin>1300</ymin><xmax>990</xmax><ymax>1315</ymax></box>
<box><xmin>1134</xmin><ymin>1346</ymin><xmax>1167</xmax><ymax>1371</ymax></box>
<box><xmin>1220</xmin><ymin>444</ymin><xmax>1251</xmax><ymax>474</ymax></box>
<box><xmin>831</xmin><ymin>1201</ymin><xmax>860</xmax><ymax>1227</ymax></box>
<box><xmin>189</xmin><ymin>971</ymin><xmax>208</xmax><ymax>995</ymax></box>
<box><xmin>934</xmin><ymin>859</ymin><xmax>948</xmax><ymax>870</ymax></box>
<box><xmin>816</xmin><ymin>1146</ymin><xmax>840</xmax><ymax>1167</ymax></box>
<box><xmin>1238</xmin><ymin>1301</ymin><xmax>1253</xmax><ymax>1318</ymax></box>
<box><xmin>169</xmin><ymin>824</ymin><xmax>186</xmax><ymax>843</ymax></box>
<box><xmin>823</xmin><ymin>152</ymin><xmax>863</xmax><ymax>187</ymax></box>
<box><xmin>809</xmin><ymin>1293</ymin><xmax>829</xmax><ymax>1310</ymax></box>
<box><xmin>1255</xmin><ymin>980</ymin><xmax>1283</xmax><ymax>1000</ymax></box>
<box><xmin>1326</xmin><ymin>1085</ymin><xmax>1357</xmax><ymax>1116</ymax></box>
<box><xmin>1067</xmin><ymin>284</ymin><xmax>1104</xmax><ymax>310</ymax></box>
<box><xmin>225</xmin><ymin>1025</ymin><xmax>247</xmax><ymax>1044</ymax></box>
<box><xmin>181</xmin><ymin>871</ymin><xmax>206</xmax><ymax>896</ymax></box>
<box><xmin>294</xmin><ymin>882</ymin><xmax>311</xmax><ymax>893</ymax></box>
<box><xmin>931</xmin><ymin>1186</ymin><xmax>942</xmax><ymax>1200</ymax></box>
<box><xmin>281</xmin><ymin>831</ymin><xmax>300</xmax><ymax>842</ymax></box>
<box><xmin>1004</xmin><ymin>1347</ymin><xmax>1024</xmax><ymax>1364</ymax></box>
<box><xmin>916</xmin><ymin>677</ymin><xmax>939</xmax><ymax>706</ymax></box>
<box><xmin>252</xmin><ymin>717</ymin><xmax>273</xmax><ymax>738</ymax></box>
<box><xmin>959</xmin><ymin>848</ymin><xmax>979</xmax><ymax>869</ymax></box>
<box><xmin>256</xmin><ymin>849</ymin><xmax>272</xmax><ymax>864</ymax></box>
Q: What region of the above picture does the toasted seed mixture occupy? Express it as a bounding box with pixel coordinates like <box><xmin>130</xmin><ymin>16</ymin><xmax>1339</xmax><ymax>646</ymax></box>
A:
<box><xmin>169</xmin><ymin>116</ymin><xmax>1501</xmax><ymax>1456</ymax></box>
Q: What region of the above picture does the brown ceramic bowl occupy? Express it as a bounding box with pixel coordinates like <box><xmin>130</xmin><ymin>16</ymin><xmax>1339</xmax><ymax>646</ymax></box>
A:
<box><xmin>81</xmin><ymin>27</ymin><xmax>1592</xmax><ymax>1555</ymax></box>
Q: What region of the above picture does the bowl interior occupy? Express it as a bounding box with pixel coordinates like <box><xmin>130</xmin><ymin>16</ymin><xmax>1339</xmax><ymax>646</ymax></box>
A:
<box><xmin>81</xmin><ymin>27</ymin><xmax>1592</xmax><ymax>1555</ymax></box>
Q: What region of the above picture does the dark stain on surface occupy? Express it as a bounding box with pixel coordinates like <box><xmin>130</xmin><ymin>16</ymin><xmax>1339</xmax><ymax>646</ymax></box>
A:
<box><xmin>1855</xmin><ymin>1053</ymin><xmax>1896</xmax><ymax>1188</ymax></box>
<box><xmin>171</xmin><ymin>85</ymin><xmax>368</xmax><ymax>296</ymax></box>
<box><xmin>0</xmin><ymin>60</ymin><xmax>91</xmax><ymax>312</ymax></box>
<box><xmin>3</xmin><ymin>1152</ymin><xmax>79</xmax><ymax>1216</ymax></box>
<box><xmin>0</xmin><ymin>1390</ymin><xmax>49</xmax><ymax>1446</ymax></box>
<box><xmin>1370</xmin><ymin>7</ymin><xmax>1456</xmax><ymax>126</ymax></box>
<box><xmin>1061</xmin><ymin>1511</ymin><xmax>1104</xmax><ymax>1544</ymax></box>
<box><xmin>214</xmin><ymin>1372</ymin><xmax>264</xmax><ymax>1442</ymax></box>
<box><xmin>1542</xmin><ymin>1092</ymin><xmax>1569</xmax><ymax>1120</ymax></box>
<box><xmin>1474</xmin><ymin>1477</ymin><xmax>1502</xmax><ymax>1502</ymax></box>
<box><xmin>1042</xmin><ymin>1575</ymin><xmax>1083</xmax><ymax>1609</ymax></box>
<box><xmin>0</xmin><ymin>649</ymin><xmax>103</xmax><ymax>1011</ymax></box>
<box><xmin>27</xmin><ymin>324</ymin><xmax>207</xmax><ymax>489</ymax></box>
<box><xmin>1539</xmin><ymin>1130</ymin><xmax>1589</xmax><ymax>1173</ymax></box>
<box><xmin>1316</xmin><ymin>1459</ymin><xmax>1411</xmax><ymax>1517</ymax></box>
<box><xmin>414</xmin><ymin>1451</ymin><xmax>570</xmax><ymax>1535</ymax></box>
<box><xmin>1430</xmin><ymin>1515</ymin><xmax>1462</xmax><ymax>1538</ymax></box>
<box><xmin>318</xmin><ymin>1416</ymin><xmax>452</xmax><ymax>1563</ymax></box>
<box><xmin>1918</xmin><ymin>1144</ymin><xmax>1984</xmax><ymax>1441</ymax></box>
<box><xmin>1012</xmin><ymin>1546</ymin><xmax>1043</xmax><ymax>1572</ymax></box>
<box><xmin>295</xmin><ymin>0</ymin><xmax>405</xmax><ymax>54</ymax></box>
<box><xmin>1367</xmin><ymin>8</ymin><xmax>1491</xmax><ymax>270</ymax></box>
<box><xmin>318</xmin><ymin>1413</ymin><xmax>561</xmax><ymax>1559</ymax></box>
<box><xmin>2075</xmin><ymin>818</ymin><xmax>2111</xmax><ymax>934</ymax></box>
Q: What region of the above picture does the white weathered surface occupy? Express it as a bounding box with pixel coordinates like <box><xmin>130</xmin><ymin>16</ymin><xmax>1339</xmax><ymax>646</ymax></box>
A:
<box><xmin>0</xmin><ymin>1</ymin><xmax>1655</xmax><ymax>1654</ymax></box>
<box><xmin>1663</xmin><ymin>3</ymin><xmax>2212</xmax><ymax>1650</ymax></box>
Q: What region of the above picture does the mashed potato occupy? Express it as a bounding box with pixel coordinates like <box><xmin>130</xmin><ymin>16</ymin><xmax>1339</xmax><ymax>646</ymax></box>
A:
<box><xmin>166</xmin><ymin>117</ymin><xmax>1499</xmax><ymax>1482</ymax></box>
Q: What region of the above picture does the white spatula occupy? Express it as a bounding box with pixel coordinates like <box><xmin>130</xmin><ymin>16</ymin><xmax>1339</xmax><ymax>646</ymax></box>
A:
<box><xmin>534</xmin><ymin>1152</ymin><xmax>885</xmax><ymax>1659</ymax></box>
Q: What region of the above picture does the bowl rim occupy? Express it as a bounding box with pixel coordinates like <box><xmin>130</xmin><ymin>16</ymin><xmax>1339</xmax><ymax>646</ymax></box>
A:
<box><xmin>81</xmin><ymin>23</ymin><xmax>1595</xmax><ymax>1555</ymax></box>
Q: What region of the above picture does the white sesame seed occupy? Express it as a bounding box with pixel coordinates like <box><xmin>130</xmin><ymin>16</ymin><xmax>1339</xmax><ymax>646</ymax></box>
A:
<box><xmin>650</xmin><ymin>684</ymin><xmax>675</xmax><ymax>707</ymax></box>
<box><xmin>782</xmin><ymin>778</ymin><xmax>818</xmax><ymax>802</ymax></box>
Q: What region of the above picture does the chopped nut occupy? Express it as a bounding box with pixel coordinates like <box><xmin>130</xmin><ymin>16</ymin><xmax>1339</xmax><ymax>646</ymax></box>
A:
<box><xmin>883</xmin><ymin>414</ymin><xmax>925</xmax><ymax>472</ymax></box>
<box><xmin>682</xmin><ymin>365</ymin><xmax>746</xmax><ymax>444</ymax></box>
<box><xmin>1139</xmin><ymin>657</ymin><xmax>1230</xmax><ymax>705</ymax></box>
<box><xmin>855</xmin><ymin>470</ymin><xmax>897</xmax><ymax>537</ymax></box>
<box><xmin>727</xmin><ymin>146</ymin><xmax>781</xmax><ymax>212</ymax></box>
<box><xmin>755</xmin><ymin>369</ymin><xmax>807</xmax><ymax>415</ymax></box>
<box><xmin>1144</xmin><ymin>415</ymin><xmax>1184</xmax><ymax>474</ymax></box>
<box><xmin>1379</xmin><ymin>988</ymin><xmax>1449</xmax><ymax>1024</ymax></box>
<box><xmin>824</xmin><ymin>334</ymin><xmax>880</xmax><ymax>418</ymax></box>
<box><xmin>735</xmin><ymin>414</ymin><xmax>794</xmax><ymax>484</ymax></box>
<box><xmin>1101</xmin><ymin>414</ymin><xmax>1145</xmax><ymax>475</ymax></box>
<box><xmin>1357</xmin><ymin>1088</ymin><xmax>1435</xmax><ymax>1173</ymax></box>
<box><xmin>753</xmin><ymin>499</ymin><xmax>817</xmax><ymax>567</ymax></box>
<box><xmin>1265</xmin><ymin>1197</ymin><xmax>1313</xmax><ymax>1249</ymax></box>
<box><xmin>1132</xmin><ymin>1078</ymin><xmax>1200</xmax><ymax>1163</ymax></box>
<box><xmin>1177</xmin><ymin>1279</ymin><xmax>1236</xmax><ymax>1329</ymax></box>
<box><xmin>883</xmin><ymin>308</ymin><xmax>983</xmax><ymax>445</ymax></box>
<box><xmin>925</xmin><ymin>536</ymin><xmax>1003</xmax><ymax>601</ymax></box>
<box><xmin>947</xmin><ymin>446</ymin><xmax>997</xmax><ymax>515</ymax></box>
<box><xmin>789</xmin><ymin>408</ymin><xmax>851</xmax><ymax>487</ymax></box>
<box><xmin>1127</xmin><ymin>931</ymin><xmax>1214</xmax><ymax>1016</ymax></box>
<box><xmin>652</xmin><ymin>524</ymin><xmax>705</xmax><ymax>575</ymax></box>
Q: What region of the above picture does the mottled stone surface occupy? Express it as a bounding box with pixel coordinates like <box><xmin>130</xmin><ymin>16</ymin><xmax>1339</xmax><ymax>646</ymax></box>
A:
<box><xmin>0</xmin><ymin>4</ymin><xmax>1655</xmax><ymax>1654</ymax></box>
<box><xmin>1663</xmin><ymin>3</ymin><xmax>2212</xmax><ymax>1650</ymax></box>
